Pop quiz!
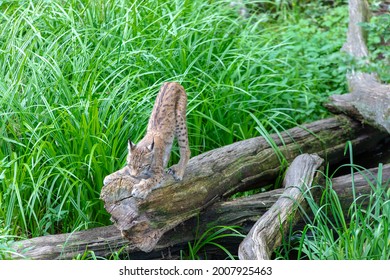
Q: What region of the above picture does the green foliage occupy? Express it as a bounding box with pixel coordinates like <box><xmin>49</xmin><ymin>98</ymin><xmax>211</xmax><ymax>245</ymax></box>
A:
<box><xmin>277</xmin><ymin>4</ymin><xmax>349</xmax><ymax>123</ymax></box>
<box><xmin>0</xmin><ymin>0</ymin><xmax>351</xmax><ymax>240</ymax></box>
<box><xmin>359</xmin><ymin>11</ymin><xmax>390</xmax><ymax>83</ymax></box>
<box><xmin>0</xmin><ymin>220</ymin><xmax>21</xmax><ymax>260</ymax></box>
<box><xmin>275</xmin><ymin>144</ymin><xmax>390</xmax><ymax>260</ymax></box>
<box><xmin>1</xmin><ymin>1</ymin><xmax>386</xmax><ymax>260</ymax></box>
<box><xmin>74</xmin><ymin>248</ymin><xmax>127</xmax><ymax>260</ymax></box>
<box><xmin>240</xmin><ymin>1</ymin><xmax>349</xmax><ymax>124</ymax></box>
<box><xmin>299</xmin><ymin>166</ymin><xmax>389</xmax><ymax>260</ymax></box>
<box><xmin>180</xmin><ymin>225</ymin><xmax>245</xmax><ymax>260</ymax></box>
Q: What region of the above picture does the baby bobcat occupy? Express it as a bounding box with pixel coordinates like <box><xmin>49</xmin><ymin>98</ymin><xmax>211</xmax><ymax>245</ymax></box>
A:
<box><xmin>103</xmin><ymin>82</ymin><xmax>191</xmax><ymax>199</ymax></box>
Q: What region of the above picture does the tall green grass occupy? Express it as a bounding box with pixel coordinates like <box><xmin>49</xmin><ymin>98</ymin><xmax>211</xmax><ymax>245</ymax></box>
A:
<box><xmin>275</xmin><ymin>144</ymin><xmax>390</xmax><ymax>260</ymax></box>
<box><xmin>181</xmin><ymin>225</ymin><xmax>245</xmax><ymax>260</ymax></box>
<box><xmin>0</xmin><ymin>0</ymin><xmax>349</xmax><ymax>239</ymax></box>
<box><xmin>298</xmin><ymin>165</ymin><xmax>389</xmax><ymax>260</ymax></box>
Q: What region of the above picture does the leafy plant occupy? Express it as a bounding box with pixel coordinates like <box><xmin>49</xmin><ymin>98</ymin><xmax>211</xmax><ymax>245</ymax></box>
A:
<box><xmin>0</xmin><ymin>0</ymin><xmax>352</xmax><ymax>252</ymax></box>
<box><xmin>181</xmin><ymin>225</ymin><xmax>245</xmax><ymax>260</ymax></box>
<box><xmin>0</xmin><ymin>221</ymin><xmax>22</xmax><ymax>260</ymax></box>
<box><xmin>275</xmin><ymin>143</ymin><xmax>390</xmax><ymax>260</ymax></box>
<box><xmin>359</xmin><ymin>12</ymin><xmax>390</xmax><ymax>83</ymax></box>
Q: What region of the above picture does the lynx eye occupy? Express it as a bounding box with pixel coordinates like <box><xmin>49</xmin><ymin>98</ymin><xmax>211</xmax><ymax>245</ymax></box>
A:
<box><xmin>143</xmin><ymin>164</ymin><xmax>151</xmax><ymax>170</ymax></box>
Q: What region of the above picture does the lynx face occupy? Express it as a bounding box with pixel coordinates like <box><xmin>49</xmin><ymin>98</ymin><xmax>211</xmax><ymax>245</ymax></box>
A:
<box><xmin>127</xmin><ymin>140</ymin><xmax>154</xmax><ymax>179</ymax></box>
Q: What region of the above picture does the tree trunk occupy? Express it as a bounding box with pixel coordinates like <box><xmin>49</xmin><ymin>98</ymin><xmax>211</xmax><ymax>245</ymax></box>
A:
<box><xmin>100</xmin><ymin>116</ymin><xmax>384</xmax><ymax>253</ymax></box>
<box><xmin>12</xmin><ymin>163</ymin><xmax>390</xmax><ymax>260</ymax></box>
<box><xmin>325</xmin><ymin>0</ymin><xmax>390</xmax><ymax>133</ymax></box>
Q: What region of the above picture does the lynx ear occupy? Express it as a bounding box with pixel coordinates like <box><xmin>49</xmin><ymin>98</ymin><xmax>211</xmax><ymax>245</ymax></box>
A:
<box><xmin>128</xmin><ymin>139</ymin><xmax>136</xmax><ymax>152</ymax></box>
<box><xmin>147</xmin><ymin>139</ymin><xmax>154</xmax><ymax>152</ymax></box>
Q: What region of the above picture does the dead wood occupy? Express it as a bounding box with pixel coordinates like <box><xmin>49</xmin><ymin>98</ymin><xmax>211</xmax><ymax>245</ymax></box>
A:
<box><xmin>100</xmin><ymin>116</ymin><xmax>385</xmax><ymax>253</ymax></box>
<box><xmin>12</xmin><ymin>162</ymin><xmax>389</xmax><ymax>260</ymax></box>
<box><xmin>238</xmin><ymin>154</ymin><xmax>324</xmax><ymax>260</ymax></box>
<box><xmin>325</xmin><ymin>0</ymin><xmax>390</xmax><ymax>133</ymax></box>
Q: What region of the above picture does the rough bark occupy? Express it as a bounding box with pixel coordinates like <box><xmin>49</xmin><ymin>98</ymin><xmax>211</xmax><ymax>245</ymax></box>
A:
<box><xmin>238</xmin><ymin>154</ymin><xmax>324</xmax><ymax>260</ymax></box>
<box><xmin>100</xmin><ymin>116</ymin><xmax>385</xmax><ymax>253</ymax></box>
<box><xmin>12</xmin><ymin>163</ymin><xmax>389</xmax><ymax>260</ymax></box>
<box><xmin>325</xmin><ymin>0</ymin><xmax>390</xmax><ymax>133</ymax></box>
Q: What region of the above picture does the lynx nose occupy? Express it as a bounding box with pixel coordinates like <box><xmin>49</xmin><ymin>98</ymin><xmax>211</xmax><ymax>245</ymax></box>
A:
<box><xmin>130</xmin><ymin>169</ymin><xmax>138</xmax><ymax>177</ymax></box>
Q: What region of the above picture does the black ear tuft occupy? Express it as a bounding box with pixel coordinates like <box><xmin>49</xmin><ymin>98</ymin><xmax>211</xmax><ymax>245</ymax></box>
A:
<box><xmin>128</xmin><ymin>139</ymin><xmax>136</xmax><ymax>151</ymax></box>
<box><xmin>147</xmin><ymin>138</ymin><xmax>155</xmax><ymax>152</ymax></box>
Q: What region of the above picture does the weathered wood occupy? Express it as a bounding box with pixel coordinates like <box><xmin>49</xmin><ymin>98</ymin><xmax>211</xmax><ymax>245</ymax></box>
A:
<box><xmin>12</xmin><ymin>163</ymin><xmax>390</xmax><ymax>259</ymax></box>
<box><xmin>100</xmin><ymin>116</ymin><xmax>385</xmax><ymax>253</ymax></box>
<box><xmin>325</xmin><ymin>0</ymin><xmax>390</xmax><ymax>133</ymax></box>
<box><xmin>238</xmin><ymin>154</ymin><xmax>324</xmax><ymax>260</ymax></box>
<box><xmin>11</xmin><ymin>225</ymin><xmax>124</xmax><ymax>260</ymax></box>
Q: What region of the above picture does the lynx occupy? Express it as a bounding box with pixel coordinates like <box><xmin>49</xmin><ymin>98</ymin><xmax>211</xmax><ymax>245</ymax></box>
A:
<box><xmin>103</xmin><ymin>82</ymin><xmax>191</xmax><ymax>199</ymax></box>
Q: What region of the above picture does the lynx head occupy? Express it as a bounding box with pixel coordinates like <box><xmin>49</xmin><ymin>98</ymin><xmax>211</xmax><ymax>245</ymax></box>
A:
<box><xmin>127</xmin><ymin>139</ymin><xmax>154</xmax><ymax>178</ymax></box>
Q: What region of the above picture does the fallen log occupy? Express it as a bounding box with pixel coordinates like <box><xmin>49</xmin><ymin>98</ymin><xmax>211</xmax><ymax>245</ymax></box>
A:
<box><xmin>101</xmin><ymin>115</ymin><xmax>384</xmax><ymax>253</ymax></box>
<box><xmin>12</xmin><ymin>163</ymin><xmax>390</xmax><ymax>259</ymax></box>
<box><xmin>238</xmin><ymin>154</ymin><xmax>324</xmax><ymax>260</ymax></box>
<box><xmin>325</xmin><ymin>0</ymin><xmax>390</xmax><ymax>133</ymax></box>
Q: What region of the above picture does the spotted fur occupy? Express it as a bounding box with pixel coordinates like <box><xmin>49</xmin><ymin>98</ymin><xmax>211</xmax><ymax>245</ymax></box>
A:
<box><xmin>103</xmin><ymin>82</ymin><xmax>191</xmax><ymax>199</ymax></box>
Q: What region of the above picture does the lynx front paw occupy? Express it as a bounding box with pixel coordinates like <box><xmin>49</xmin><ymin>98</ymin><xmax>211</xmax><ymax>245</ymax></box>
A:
<box><xmin>167</xmin><ymin>165</ymin><xmax>184</xmax><ymax>181</ymax></box>
<box><xmin>131</xmin><ymin>180</ymin><xmax>151</xmax><ymax>199</ymax></box>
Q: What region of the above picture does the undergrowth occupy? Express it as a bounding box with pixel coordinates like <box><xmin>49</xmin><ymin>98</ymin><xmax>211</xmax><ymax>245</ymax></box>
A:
<box><xmin>3</xmin><ymin>0</ymin><xmax>387</xmax><ymax>261</ymax></box>
<box><xmin>180</xmin><ymin>225</ymin><xmax>245</xmax><ymax>260</ymax></box>
<box><xmin>275</xmin><ymin>143</ymin><xmax>390</xmax><ymax>260</ymax></box>
<box><xmin>0</xmin><ymin>0</ymin><xmax>350</xmax><ymax>240</ymax></box>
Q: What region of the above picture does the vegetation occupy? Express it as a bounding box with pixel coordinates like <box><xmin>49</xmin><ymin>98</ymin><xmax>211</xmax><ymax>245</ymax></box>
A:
<box><xmin>276</xmin><ymin>144</ymin><xmax>390</xmax><ymax>260</ymax></box>
<box><xmin>181</xmin><ymin>225</ymin><xmax>245</xmax><ymax>260</ymax></box>
<box><xmin>360</xmin><ymin>7</ymin><xmax>390</xmax><ymax>83</ymax></box>
<box><xmin>0</xmin><ymin>0</ymin><xmax>387</xmax><ymax>259</ymax></box>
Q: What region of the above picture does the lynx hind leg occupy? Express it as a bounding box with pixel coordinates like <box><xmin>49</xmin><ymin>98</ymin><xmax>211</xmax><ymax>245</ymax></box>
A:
<box><xmin>167</xmin><ymin>89</ymin><xmax>191</xmax><ymax>181</ymax></box>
